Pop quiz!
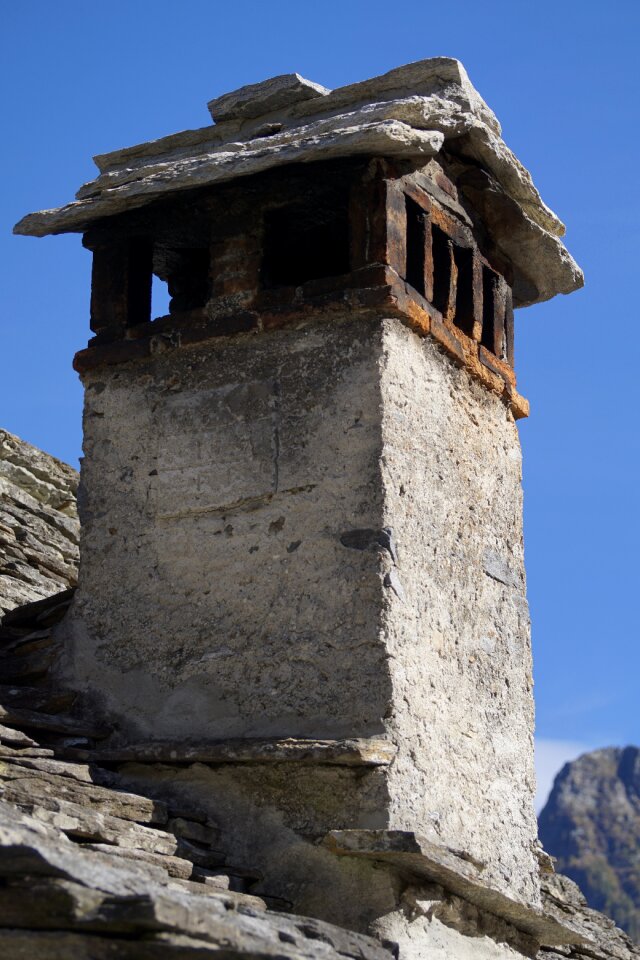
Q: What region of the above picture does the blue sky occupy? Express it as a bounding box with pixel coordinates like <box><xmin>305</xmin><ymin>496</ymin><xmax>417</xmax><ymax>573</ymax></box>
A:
<box><xmin>2</xmin><ymin>1</ymin><xmax>638</xmax><ymax>808</ymax></box>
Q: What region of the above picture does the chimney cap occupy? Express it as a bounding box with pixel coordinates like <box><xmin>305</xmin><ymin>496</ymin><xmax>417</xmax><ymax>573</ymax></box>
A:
<box><xmin>207</xmin><ymin>72</ymin><xmax>330</xmax><ymax>123</ymax></box>
<box><xmin>13</xmin><ymin>58</ymin><xmax>583</xmax><ymax>307</ymax></box>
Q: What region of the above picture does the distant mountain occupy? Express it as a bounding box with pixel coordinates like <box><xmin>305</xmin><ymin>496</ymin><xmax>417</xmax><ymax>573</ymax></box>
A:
<box><xmin>539</xmin><ymin>746</ymin><xmax>640</xmax><ymax>941</ymax></box>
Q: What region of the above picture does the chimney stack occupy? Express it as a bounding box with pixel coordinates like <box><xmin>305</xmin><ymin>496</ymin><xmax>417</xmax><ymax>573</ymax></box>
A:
<box><xmin>15</xmin><ymin>59</ymin><xmax>583</xmax><ymax>958</ymax></box>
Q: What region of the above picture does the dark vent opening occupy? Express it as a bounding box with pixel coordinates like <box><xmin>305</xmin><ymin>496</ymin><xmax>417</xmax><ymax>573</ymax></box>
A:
<box><xmin>169</xmin><ymin>249</ymin><xmax>210</xmax><ymax>313</ymax></box>
<box><xmin>261</xmin><ymin>201</ymin><xmax>350</xmax><ymax>288</ymax></box>
<box><xmin>154</xmin><ymin>247</ymin><xmax>211</xmax><ymax>317</ymax></box>
<box><xmin>481</xmin><ymin>266</ymin><xmax>496</xmax><ymax>351</ymax></box>
<box><xmin>127</xmin><ymin>240</ymin><xmax>153</xmax><ymax>326</ymax></box>
<box><xmin>432</xmin><ymin>225</ymin><xmax>451</xmax><ymax>315</ymax></box>
<box><xmin>453</xmin><ymin>245</ymin><xmax>475</xmax><ymax>336</ymax></box>
<box><xmin>405</xmin><ymin>196</ymin><xmax>426</xmax><ymax>297</ymax></box>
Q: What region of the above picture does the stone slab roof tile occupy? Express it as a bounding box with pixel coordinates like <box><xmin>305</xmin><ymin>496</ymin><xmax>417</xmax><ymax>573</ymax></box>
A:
<box><xmin>0</xmin><ymin>581</ymin><xmax>636</xmax><ymax>959</ymax></box>
<box><xmin>0</xmin><ymin>430</ymin><xmax>79</xmax><ymax>616</ymax></box>
<box><xmin>13</xmin><ymin>58</ymin><xmax>583</xmax><ymax>308</ymax></box>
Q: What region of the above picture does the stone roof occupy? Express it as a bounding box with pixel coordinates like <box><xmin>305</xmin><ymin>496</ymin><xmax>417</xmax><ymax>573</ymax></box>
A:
<box><xmin>0</xmin><ymin>592</ymin><xmax>394</xmax><ymax>960</ymax></box>
<box><xmin>0</xmin><ymin>429</ymin><xmax>79</xmax><ymax>616</ymax></box>
<box><xmin>0</xmin><ymin>588</ymin><xmax>637</xmax><ymax>959</ymax></box>
<box><xmin>13</xmin><ymin>58</ymin><xmax>583</xmax><ymax>308</ymax></box>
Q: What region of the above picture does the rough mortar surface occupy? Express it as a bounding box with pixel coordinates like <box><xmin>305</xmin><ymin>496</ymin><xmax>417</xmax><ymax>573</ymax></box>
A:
<box><xmin>59</xmin><ymin>313</ymin><xmax>538</xmax><ymax>910</ymax></box>
<box><xmin>379</xmin><ymin>322</ymin><xmax>538</xmax><ymax>905</ymax></box>
<box><xmin>63</xmin><ymin>317</ymin><xmax>390</xmax><ymax>740</ymax></box>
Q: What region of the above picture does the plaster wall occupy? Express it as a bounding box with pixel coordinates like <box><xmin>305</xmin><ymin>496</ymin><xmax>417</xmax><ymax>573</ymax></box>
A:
<box><xmin>378</xmin><ymin>322</ymin><xmax>538</xmax><ymax>904</ymax></box>
<box><xmin>63</xmin><ymin>317</ymin><xmax>391</xmax><ymax>740</ymax></box>
<box><xmin>60</xmin><ymin>312</ymin><xmax>537</xmax><ymax>904</ymax></box>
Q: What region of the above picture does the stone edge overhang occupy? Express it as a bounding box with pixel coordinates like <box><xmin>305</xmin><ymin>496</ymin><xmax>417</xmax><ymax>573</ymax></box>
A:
<box><xmin>323</xmin><ymin>830</ymin><xmax>594</xmax><ymax>949</ymax></box>
<box><xmin>13</xmin><ymin>58</ymin><xmax>584</xmax><ymax>308</ymax></box>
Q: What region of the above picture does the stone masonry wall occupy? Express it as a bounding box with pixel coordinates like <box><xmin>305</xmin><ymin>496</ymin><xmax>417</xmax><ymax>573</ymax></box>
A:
<box><xmin>59</xmin><ymin>313</ymin><xmax>537</xmax><ymax>909</ymax></box>
<box><xmin>0</xmin><ymin>429</ymin><xmax>79</xmax><ymax>614</ymax></box>
<box><xmin>62</xmin><ymin>317</ymin><xmax>392</xmax><ymax>740</ymax></box>
<box><xmin>378</xmin><ymin>323</ymin><xmax>539</xmax><ymax>906</ymax></box>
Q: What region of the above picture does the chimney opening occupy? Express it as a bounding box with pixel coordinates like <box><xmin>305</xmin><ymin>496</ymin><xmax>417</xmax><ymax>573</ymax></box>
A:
<box><xmin>432</xmin><ymin>224</ymin><xmax>451</xmax><ymax>316</ymax></box>
<box><xmin>153</xmin><ymin>246</ymin><xmax>211</xmax><ymax>318</ymax></box>
<box><xmin>260</xmin><ymin>199</ymin><xmax>350</xmax><ymax>289</ymax></box>
<box><xmin>124</xmin><ymin>238</ymin><xmax>154</xmax><ymax>327</ymax></box>
<box><xmin>481</xmin><ymin>265</ymin><xmax>497</xmax><ymax>352</ymax></box>
<box><xmin>151</xmin><ymin>274</ymin><xmax>171</xmax><ymax>320</ymax></box>
<box><xmin>453</xmin><ymin>245</ymin><xmax>475</xmax><ymax>337</ymax></box>
<box><xmin>405</xmin><ymin>195</ymin><xmax>426</xmax><ymax>297</ymax></box>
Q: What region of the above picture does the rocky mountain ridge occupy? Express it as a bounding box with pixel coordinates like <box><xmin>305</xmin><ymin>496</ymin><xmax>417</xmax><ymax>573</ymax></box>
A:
<box><xmin>539</xmin><ymin>746</ymin><xmax>640</xmax><ymax>942</ymax></box>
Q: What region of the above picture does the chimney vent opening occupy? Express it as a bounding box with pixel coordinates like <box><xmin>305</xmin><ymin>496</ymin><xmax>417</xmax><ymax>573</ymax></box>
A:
<box><xmin>431</xmin><ymin>224</ymin><xmax>452</xmax><ymax>316</ymax></box>
<box><xmin>405</xmin><ymin>196</ymin><xmax>426</xmax><ymax>298</ymax></box>
<box><xmin>260</xmin><ymin>199</ymin><xmax>350</xmax><ymax>289</ymax></box>
<box><xmin>481</xmin><ymin>265</ymin><xmax>497</xmax><ymax>353</ymax></box>
<box><xmin>153</xmin><ymin>246</ymin><xmax>211</xmax><ymax>318</ymax></box>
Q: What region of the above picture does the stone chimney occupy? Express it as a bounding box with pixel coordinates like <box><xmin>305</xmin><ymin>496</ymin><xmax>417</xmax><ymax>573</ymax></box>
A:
<box><xmin>15</xmin><ymin>59</ymin><xmax>583</xmax><ymax>958</ymax></box>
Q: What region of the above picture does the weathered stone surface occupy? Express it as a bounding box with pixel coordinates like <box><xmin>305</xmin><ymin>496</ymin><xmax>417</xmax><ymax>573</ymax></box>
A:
<box><xmin>167</xmin><ymin>818</ymin><xmax>220</xmax><ymax>846</ymax></box>
<box><xmin>347</xmin><ymin>320</ymin><xmax>535</xmax><ymax>903</ymax></box>
<box><xmin>539</xmin><ymin>871</ymin><xmax>640</xmax><ymax>960</ymax></box>
<box><xmin>81</xmin><ymin>843</ymin><xmax>196</xmax><ymax>880</ymax></box>
<box><xmin>324</xmin><ymin>829</ymin><xmax>585</xmax><ymax>946</ymax></box>
<box><xmin>291</xmin><ymin>58</ymin><xmax>500</xmax><ymax>132</ymax></box>
<box><xmin>0</xmin><ymin>429</ymin><xmax>79</xmax><ymax>615</ymax></box>
<box><xmin>60</xmin><ymin>317</ymin><xmax>391</xmax><ymax>743</ymax></box>
<box><xmin>1</xmin><ymin>587</ymin><xmax>74</xmax><ymax>627</ymax></box>
<box><xmin>0</xmin><ymin>681</ymin><xmax>75</xmax><ymax>714</ymax></box>
<box><xmin>0</xmin><ymin>743</ymin><xmax>54</xmax><ymax>758</ymax></box>
<box><xmin>0</xmin><ymin>801</ymin><xmax>391</xmax><ymax>960</ymax></box>
<box><xmin>0</xmin><ymin>703</ymin><xmax>108</xmax><ymax>738</ymax></box>
<box><xmin>57</xmin><ymin>315</ymin><xmax>538</xmax><ymax>913</ymax></box>
<box><xmin>16</xmin><ymin>118</ymin><xmax>443</xmax><ymax>234</ymax></box>
<box><xmin>0</xmin><ymin>722</ymin><xmax>39</xmax><ymax>747</ymax></box>
<box><xmin>208</xmin><ymin>72</ymin><xmax>330</xmax><ymax>122</ymax></box>
<box><xmin>0</xmin><ymin>763</ymin><xmax>168</xmax><ymax>824</ymax></box>
<box><xmin>81</xmin><ymin>737</ymin><xmax>397</xmax><ymax>767</ymax></box>
<box><xmin>13</xmin><ymin>59</ymin><xmax>582</xmax><ymax>307</ymax></box>
<box><xmin>0</xmin><ymin>801</ymin><xmax>167</xmax><ymax>889</ymax></box>
<box><xmin>11</xmin><ymin>793</ymin><xmax>179</xmax><ymax>854</ymax></box>
<box><xmin>0</xmin><ymin>927</ymin><xmax>388</xmax><ymax>960</ymax></box>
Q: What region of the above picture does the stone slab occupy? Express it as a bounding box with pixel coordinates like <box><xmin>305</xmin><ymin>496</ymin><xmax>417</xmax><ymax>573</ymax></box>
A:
<box><xmin>208</xmin><ymin>73</ymin><xmax>329</xmax><ymax>122</ymax></box>
<box><xmin>80</xmin><ymin>737</ymin><xmax>397</xmax><ymax>767</ymax></box>
<box><xmin>0</xmin><ymin>430</ymin><xmax>78</xmax><ymax>615</ymax></box>
<box><xmin>13</xmin><ymin>59</ymin><xmax>583</xmax><ymax>307</ymax></box>
<box><xmin>14</xmin><ymin>119</ymin><xmax>444</xmax><ymax>237</ymax></box>
<box><xmin>0</xmin><ymin>802</ymin><xmax>391</xmax><ymax>960</ymax></box>
<box><xmin>0</xmin><ymin>764</ymin><xmax>168</xmax><ymax>824</ymax></box>
<box><xmin>0</xmin><ymin>703</ymin><xmax>109</xmax><ymax>738</ymax></box>
<box><xmin>324</xmin><ymin>830</ymin><xmax>590</xmax><ymax>947</ymax></box>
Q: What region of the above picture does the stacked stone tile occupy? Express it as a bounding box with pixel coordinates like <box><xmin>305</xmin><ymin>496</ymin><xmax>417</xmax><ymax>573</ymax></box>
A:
<box><xmin>0</xmin><ymin>592</ymin><xmax>393</xmax><ymax>960</ymax></box>
<box><xmin>0</xmin><ymin>429</ymin><xmax>79</xmax><ymax>615</ymax></box>
<box><xmin>15</xmin><ymin>60</ymin><xmax>582</xmax><ymax>308</ymax></box>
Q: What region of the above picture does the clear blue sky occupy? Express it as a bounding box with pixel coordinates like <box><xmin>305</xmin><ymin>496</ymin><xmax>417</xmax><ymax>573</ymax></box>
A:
<box><xmin>2</xmin><ymin>1</ymin><xmax>638</xmax><ymax>804</ymax></box>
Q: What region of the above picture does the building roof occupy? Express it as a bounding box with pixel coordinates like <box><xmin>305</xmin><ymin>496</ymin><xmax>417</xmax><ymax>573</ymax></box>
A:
<box><xmin>0</xmin><ymin>588</ymin><xmax>638</xmax><ymax>959</ymax></box>
<box><xmin>13</xmin><ymin>58</ymin><xmax>583</xmax><ymax>308</ymax></box>
<box><xmin>0</xmin><ymin>591</ymin><xmax>394</xmax><ymax>960</ymax></box>
<box><xmin>0</xmin><ymin>429</ymin><xmax>79</xmax><ymax>617</ymax></box>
